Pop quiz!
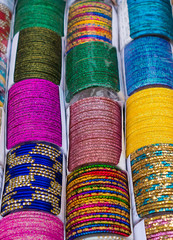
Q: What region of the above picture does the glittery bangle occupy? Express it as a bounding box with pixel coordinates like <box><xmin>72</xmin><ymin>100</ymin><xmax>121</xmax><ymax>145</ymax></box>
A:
<box><xmin>68</xmin><ymin>97</ymin><xmax>121</xmax><ymax>171</ymax></box>
<box><xmin>126</xmin><ymin>88</ymin><xmax>173</xmax><ymax>157</ymax></box>
<box><xmin>0</xmin><ymin>211</ymin><xmax>64</xmax><ymax>239</ymax></box>
<box><xmin>127</xmin><ymin>0</ymin><xmax>173</xmax><ymax>41</ymax></box>
<box><xmin>14</xmin><ymin>0</ymin><xmax>65</xmax><ymax>36</ymax></box>
<box><xmin>124</xmin><ymin>36</ymin><xmax>173</xmax><ymax>96</ymax></box>
<box><xmin>67</xmin><ymin>0</ymin><xmax>112</xmax><ymax>53</ymax></box>
<box><xmin>7</xmin><ymin>79</ymin><xmax>62</xmax><ymax>149</ymax></box>
<box><xmin>66</xmin><ymin>41</ymin><xmax>119</xmax><ymax>100</ymax></box>
<box><xmin>1</xmin><ymin>142</ymin><xmax>63</xmax><ymax>216</ymax></box>
<box><xmin>131</xmin><ymin>143</ymin><xmax>173</xmax><ymax>218</ymax></box>
<box><xmin>66</xmin><ymin>164</ymin><xmax>131</xmax><ymax>240</ymax></box>
<box><xmin>145</xmin><ymin>214</ymin><xmax>173</xmax><ymax>239</ymax></box>
<box><xmin>14</xmin><ymin>27</ymin><xmax>62</xmax><ymax>85</ymax></box>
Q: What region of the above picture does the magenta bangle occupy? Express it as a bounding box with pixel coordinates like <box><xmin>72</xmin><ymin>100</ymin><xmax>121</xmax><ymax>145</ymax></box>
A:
<box><xmin>0</xmin><ymin>210</ymin><xmax>64</xmax><ymax>240</ymax></box>
<box><xmin>7</xmin><ymin>79</ymin><xmax>62</xmax><ymax>149</ymax></box>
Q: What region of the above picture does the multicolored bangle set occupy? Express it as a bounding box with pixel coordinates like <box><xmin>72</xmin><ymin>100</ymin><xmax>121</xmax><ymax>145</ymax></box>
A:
<box><xmin>66</xmin><ymin>0</ymin><xmax>120</xmax><ymax>101</ymax></box>
<box><xmin>65</xmin><ymin>1</ymin><xmax>132</xmax><ymax>239</ymax></box>
<box><xmin>66</xmin><ymin>0</ymin><xmax>112</xmax><ymax>53</ymax></box>
<box><xmin>3</xmin><ymin>0</ymin><xmax>173</xmax><ymax>238</ymax></box>
<box><xmin>125</xmin><ymin>1</ymin><xmax>173</xmax><ymax>236</ymax></box>
<box><xmin>66</xmin><ymin>164</ymin><xmax>131</xmax><ymax>240</ymax></box>
<box><xmin>80</xmin><ymin>237</ymin><xmax>124</xmax><ymax>240</ymax></box>
<box><xmin>0</xmin><ymin>0</ymin><xmax>65</xmax><ymax>239</ymax></box>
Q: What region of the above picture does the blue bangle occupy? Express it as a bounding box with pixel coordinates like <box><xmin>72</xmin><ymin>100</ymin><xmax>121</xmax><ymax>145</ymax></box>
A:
<box><xmin>124</xmin><ymin>36</ymin><xmax>173</xmax><ymax>96</ymax></box>
<box><xmin>127</xmin><ymin>0</ymin><xmax>173</xmax><ymax>41</ymax></box>
<box><xmin>1</xmin><ymin>142</ymin><xmax>63</xmax><ymax>216</ymax></box>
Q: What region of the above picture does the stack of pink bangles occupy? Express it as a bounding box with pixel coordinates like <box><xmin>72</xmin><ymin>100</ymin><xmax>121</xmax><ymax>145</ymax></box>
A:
<box><xmin>0</xmin><ymin>211</ymin><xmax>64</xmax><ymax>240</ymax></box>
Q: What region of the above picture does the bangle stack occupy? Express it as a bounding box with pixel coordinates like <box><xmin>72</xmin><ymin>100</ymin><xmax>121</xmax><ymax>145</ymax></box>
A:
<box><xmin>124</xmin><ymin>36</ymin><xmax>173</xmax><ymax>96</ymax></box>
<box><xmin>1</xmin><ymin>142</ymin><xmax>63</xmax><ymax>217</ymax></box>
<box><xmin>0</xmin><ymin>2</ymin><xmax>13</xmax><ymax>106</ymax></box>
<box><xmin>0</xmin><ymin>210</ymin><xmax>64</xmax><ymax>239</ymax></box>
<box><xmin>66</xmin><ymin>0</ymin><xmax>120</xmax><ymax>101</ymax></box>
<box><xmin>66</xmin><ymin>164</ymin><xmax>131</xmax><ymax>240</ymax></box>
<box><xmin>14</xmin><ymin>27</ymin><xmax>62</xmax><ymax>85</ymax></box>
<box><xmin>7</xmin><ymin>79</ymin><xmax>62</xmax><ymax>149</ymax></box>
<box><xmin>66</xmin><ymin>0</ymin><xmax>112</xmax><ymax>53</ymax></box>
<box><xmin>0</xmin><ymin>0</ymin><xmax>65</xmax><ymax>239</ymax></box>
<box><xmin>68</xmin><ymin>96</ymin><xmax>122</xmax><ymax>171</ymax></box>
<box><xmin>126</xmin><ymin>87</ymin><xmax>173</xmax><ymax>157</ymax></box>
<box><xmin>145</xmin><ymin>214</ymin><xmax>173</xmax><ymax>239</ymax></box>
<box><xmin>127</xmin><ymin>0</ymin><xmax>173</xmax><ymax>41</ymax></box>
<box><xmin>14</xmin><ymin>0</ymin><xmax>65</xmax><ymax>36</ymax></box>
<box><xmin>131</xmin><ymin>143</ymin><xmax>173</xmax><ymax>217</ymax></box>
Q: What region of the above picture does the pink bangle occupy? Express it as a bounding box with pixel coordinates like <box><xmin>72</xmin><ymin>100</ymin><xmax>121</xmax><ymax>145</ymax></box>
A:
<box><xmin>0</xmin><ymin>211</ymin><xmax>64</xmax><ymax>240</ymax></box>
<box><xmin>68</xmin><ymin>97</ymin><xmax>122</xmax><ymax>171</ymax></box>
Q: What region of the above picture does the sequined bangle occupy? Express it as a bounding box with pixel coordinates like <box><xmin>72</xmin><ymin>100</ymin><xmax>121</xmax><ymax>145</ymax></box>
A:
<box><xmin>0</xmin><ymin>211</ymin><xmax>64</xmax><ymax>239</ymax></box>
<box><xmin>145</xmin><ymin>214</ymin><xmax>173</xmax><ymax>239</ymax></box>
<box><xmin>131</xmin><ymin>143</ymin><xmax>173</xmax><ymax>218</ymax></box>
<box><xmin>7</xmin><ymin>79</ymin><xmax>62</xmax><ymax>149</ymax></box>
<box><xmin>66</xmin><ymin>164</ymin><xmax>131</xmax><ymax>240</ymax></box>
<box><xmin>127</xmin><ymin>0</ymin><xmax>173</xmax><ymax>41</ymax></box>
<box><xmin>1</xmin><ymin>142</ymin><xmax>63</xmax><ymax>216</ymax></box>
<box><xmin>126</xmin><ymin>87</ymin><xmax>173</xmax><ymax>157</ymax></box>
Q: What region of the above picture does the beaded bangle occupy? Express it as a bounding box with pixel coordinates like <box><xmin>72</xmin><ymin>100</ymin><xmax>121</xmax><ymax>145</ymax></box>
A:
<box><xmin>7</xmin><ymin>79</ymin><xmax>62</xmax><ymax>149</ymax></box>
<box><xmin>66</xmin><ymin>164</ymin><xmax>131</xmax><ymax>240</ymax></box>
<box><xmin>68</xmin><ymin>97</ymin><xmax>122</xmax><ymax>171</ymax></box>
<box><xmin>14</xmin><ymin>27</ymin><xmax>62</xmax><ymax>85</ymax></box>
<box><xmin>127</xmin><ymin>0</ymin><xmax>173</xmax><ymax>41</ymax></box>
<box><xmin>14</xmin><ymin>0</ymin><xmax>65</xmax><ymax>36</ymax></box>
<box><xmin>1</xmin><ymin>142</ymin><xmax>63</xmax><ymax>216</ymax></box>
<box><xmin>145</xmin><ymin>214</ymin><xmax>173</xmax><ymax>239</ymax></box>
<box><xmin>124</xmin><ymin>36</ymin><xmax>173</xmax><ymax>96</ymax></box>
<box><xmin>131</xmin><ymin>143</ymin><xmax>173</xmax><ymax>218</ymax></box>
<box><xmin>126</xmin><ymin>87</ymin><xmax>173</xmax><ymax>157</ymax></box>
<box><xmin>0</xmin><ymin>211</ymin><xmax>64</xmax><ymax>239</ymax></box>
